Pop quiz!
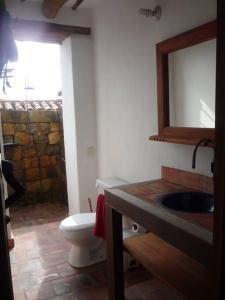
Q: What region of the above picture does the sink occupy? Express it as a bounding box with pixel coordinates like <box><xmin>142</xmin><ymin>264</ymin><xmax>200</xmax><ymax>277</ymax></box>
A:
<box><xmin>157</xmin><ymin>192</ymin><xmax>214</xmax><ymax>213</ymax></box>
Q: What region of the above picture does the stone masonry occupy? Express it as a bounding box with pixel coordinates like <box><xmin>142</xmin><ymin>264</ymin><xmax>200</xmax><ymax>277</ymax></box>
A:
<box><xmin>1</xmin><ymin>101</ymin><xmax>67</xmax><ymax>205</ymax></box>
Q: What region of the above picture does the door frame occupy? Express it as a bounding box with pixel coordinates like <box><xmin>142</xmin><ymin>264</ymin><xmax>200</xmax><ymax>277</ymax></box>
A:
<box><xmin>214</xmin><ymin>0</ymin><xmax>225</xmax><ymax>298</ymax></box>
<box><xmin>0</xmin><ymin>175</ymin><xmax>14</xmax><ymax>299</ymax></box>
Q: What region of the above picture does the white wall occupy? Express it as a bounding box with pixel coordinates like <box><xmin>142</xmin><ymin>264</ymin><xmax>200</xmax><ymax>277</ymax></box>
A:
<box><xmin>61</xmin><ymin>36</ymin><xmax>98</xmax><ymax>214</ymax></box>
<box><xmin>71</xmin><ymin>36</ymin><xmax>98</xmax><ymax>213</ymax></box>
<box><xmin>92</xmin><ymin>0</ymin><xmax>216</xmax><ymax>183</ymax></box>
<box><xmin>60</xmin><ymin>38</ymin><xmax>80</xmax><ymax>214</ymax></box>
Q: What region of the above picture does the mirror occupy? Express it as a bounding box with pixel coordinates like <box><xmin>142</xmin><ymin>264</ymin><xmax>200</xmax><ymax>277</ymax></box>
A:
<box><xmin>150</xmin><ymin>20</ymin><xmax>217</xmax><ymax>145</ymax></box>
<box><xmin>169</xmin><ymin>39</ymin><xmax>216</xmax><ymax>128</ymax></box>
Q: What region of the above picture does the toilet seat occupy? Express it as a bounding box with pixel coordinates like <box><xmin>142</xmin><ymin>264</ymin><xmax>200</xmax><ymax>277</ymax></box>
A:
<box><xmin>59</xmin><ymin>213</ymin><xmax>96</xmax><ymax>232</ymax></box>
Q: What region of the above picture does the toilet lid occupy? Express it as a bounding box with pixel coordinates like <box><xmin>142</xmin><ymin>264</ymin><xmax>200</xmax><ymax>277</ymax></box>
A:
<box><xmin>60</xmin><ymin>213</ymin><xmax>96</xmax><ymax>232</ymax></box>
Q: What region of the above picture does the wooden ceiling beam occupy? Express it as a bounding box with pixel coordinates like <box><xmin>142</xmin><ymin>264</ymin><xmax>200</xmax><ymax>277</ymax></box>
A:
<box><xmin>12</xmin><ymin>19</ymin><xmax>91</xmax><ymax>44</ymax></box>
<box><xmin>72</xmin><ymin>0</ymin><xmax>84</xmax><ymax>11</ymax></box>
<box><xmin>42</xmin><ymin>0</ymin><xmax>69</xmax><ymax>19</ymax></box>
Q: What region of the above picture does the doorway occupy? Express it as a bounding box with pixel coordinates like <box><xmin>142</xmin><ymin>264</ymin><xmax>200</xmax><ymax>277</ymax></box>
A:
<box><xmin>0</xmin><ymin>40</ymin><xmax>69</xmax><ymax>299</ymax></box>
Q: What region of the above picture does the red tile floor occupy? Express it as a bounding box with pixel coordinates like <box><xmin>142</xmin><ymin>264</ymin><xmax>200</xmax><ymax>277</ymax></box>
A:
<box><xmin>9</xmin><ymin>203</ymin><xmax>180</xmax><ymax>300</ymax></box>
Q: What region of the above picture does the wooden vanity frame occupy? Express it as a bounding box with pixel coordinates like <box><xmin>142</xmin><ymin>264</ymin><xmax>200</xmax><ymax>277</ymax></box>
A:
<box><xmin>105</xmin><ymin>174</ymin><xmax>214</xmax><ymax>299</ymax></box>
<box><xmin>150</xmin><ymin>20</ymin><xmax>217</xmax><ymax>145</ymax></box>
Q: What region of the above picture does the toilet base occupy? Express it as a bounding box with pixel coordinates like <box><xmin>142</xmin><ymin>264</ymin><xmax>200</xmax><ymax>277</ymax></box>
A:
<box><xmin>69</xmin><ymin>239</ymin><xmax>107</xmax><ymax>268</ymax></box>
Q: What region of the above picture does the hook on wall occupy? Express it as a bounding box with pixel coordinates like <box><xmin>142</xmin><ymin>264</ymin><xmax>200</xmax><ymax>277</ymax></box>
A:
<box><xmin>139</xmin><ymin>6</ymin><xmax>161</xmax><ymax>20</ymax></box>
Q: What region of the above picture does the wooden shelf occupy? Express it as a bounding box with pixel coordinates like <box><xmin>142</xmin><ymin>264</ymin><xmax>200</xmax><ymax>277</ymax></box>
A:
<box><xmin>149</xmin><ymin>135</ymin><xmax>214</xmax><ymax>147</ymax></box>
<box><xmin>124</xmin><ymin>233</ymin><xmax>214</xmax><ymax>300</ymax></box>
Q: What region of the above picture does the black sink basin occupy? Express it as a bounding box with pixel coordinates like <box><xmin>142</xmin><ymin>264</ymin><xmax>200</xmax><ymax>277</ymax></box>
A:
<box><xmin>157</xmin><ymin>192</ymin><xmax>214</xmax><ymax>213</ymax></box>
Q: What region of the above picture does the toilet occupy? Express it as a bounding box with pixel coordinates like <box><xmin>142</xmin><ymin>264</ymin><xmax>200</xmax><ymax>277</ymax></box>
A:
<box><xmin>59</xmin><ymin>178</ymin><xmax>143</xmax><ymax>268</ymax></box>
<box><xmin>59</xmin><ymin>212</ymin><xmax>106</xmax><ymax>268</ymax></box>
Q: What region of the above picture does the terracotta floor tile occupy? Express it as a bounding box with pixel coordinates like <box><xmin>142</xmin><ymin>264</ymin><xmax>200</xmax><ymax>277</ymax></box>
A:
<box><xmin>25</xmin><ymin>282</ymin><xmax>55</xmax><ymax>300</ymax></box>
<box><xmin>11</xmin><ymin>203</ymin><xmax>179</xmax><ymax>300</ymax></box>
<box><xmin>125</xmin><ymin>279</ymin><xmax>181</xmax><ymax>300</ymax></box>
<box><xmin>41</xmin><ymin>253</ymin><xmax>69</xmax><ymax>268</ymax></box>
<box><xmin>27</xmin><ymin>249</ymin><xmax>42</xmax><ymax>260</ymax></box>
<box><xmin>11</xmin><ymin>264</ymin><xmax>19</xmax><ymax>277</ymax></box>
<box><xmin>126</xmin><ymin>278</ymin><xmax>163</xmax><ymax>295</ymax></box>
<box><xmin>48</xmin><ymin>294</ymin><xmax>75</xmax><ymax>300</ymax></box>
<box><xmin>143</xmin><ymin>286</ymin><xmax>181</xmax><ymax>300</ymax></box>
<box><xmin>14</xmin><ymin>291</ymin><xmax>26</xmax><ymax>300</ymax></box>
<box><xmin>53</xmin><ymin>282</ymin><xmax>72</xmax><ymax>296</ymax></box>
<box><xmin>13</xmin><ymin>227</ymin><xmax>30</xmax><ymax>236</ymax></box>
<box><xmin>10</xmin><ymin>251</ymin><xmax>18</xmax><ymax>264</ymax></box>
<box><xmin>125</xmin><ymin>266</ymin><xmax>152</xmax><ymax>287</ymax></box>
<box><xmin>13</xmin><ymin>271</ymin><xmax>44</xmax><ymax>293</ymax></box>
<box><xmin>76</xmin><ymin>273</ymin><xmax>99</xmax><ymax>288</ymax></box>
<box><xmin>71</xmin><ymin>285</ymin><xmax>108</xmax><ymax>300</ymax></box>
<box><xmin>90</xmin><ymin>269</ymin><xmax>107</xmax><ymax>285</ymax></box>
<box><xmin>56</xmin><ymin>263</ymin><xmax>79</xmax><ymax>277</ymax></box>
<box><xmin>36</xmin><ymin>267</ymin><xmax>60</xmax><ymax>283</ymax></box>
<box><xmin>50</xmin><ymin>275</ymin><xmax>85</xmax><ymax>296</ymax></box>
<box><xmin>17</xmin><ymin>258</ymin><xmax>43</xmax><ymax>274</ymax></box>
<box><xmin>24</xmin><ymin>289</ymin><xmax>39</xmax><ymax>300</ymax></box>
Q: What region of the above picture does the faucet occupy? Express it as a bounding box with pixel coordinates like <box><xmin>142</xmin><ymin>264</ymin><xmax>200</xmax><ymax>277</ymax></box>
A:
<box><xmin>192</xmin><ymin>138</ymin><xmax>214</xmax><ymax>173</ymax></box>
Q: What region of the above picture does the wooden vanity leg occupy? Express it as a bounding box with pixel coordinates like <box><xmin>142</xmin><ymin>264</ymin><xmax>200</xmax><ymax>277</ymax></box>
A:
<box><xmin>106</xmin><ymin>205</ymin><xmax>124</xmax><ymax>300</ymax></box>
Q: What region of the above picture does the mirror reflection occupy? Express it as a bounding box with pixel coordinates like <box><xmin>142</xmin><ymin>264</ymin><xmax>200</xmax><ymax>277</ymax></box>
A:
<box><xmin>169</xmin><ymin>39</ymin><xmax>216</xmax><ymax>128</ymax></box>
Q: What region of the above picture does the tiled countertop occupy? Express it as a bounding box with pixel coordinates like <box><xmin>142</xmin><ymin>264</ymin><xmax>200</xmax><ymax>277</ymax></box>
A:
<box><xmin>120</xmin><ymin>179</ymin><xmax>213</xmax><ymax>232</ymax></box>
<box><xmin>105</xmin><ymin>167</ymin><xmax>214</xmax><ymax>267</ymax></box>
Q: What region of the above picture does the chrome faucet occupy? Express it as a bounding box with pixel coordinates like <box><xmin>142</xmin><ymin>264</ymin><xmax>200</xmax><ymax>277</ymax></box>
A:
<box><xmin>192</xmin><ymin>138</ymin><xmax>214</xmax><ymax>173</ymax></box>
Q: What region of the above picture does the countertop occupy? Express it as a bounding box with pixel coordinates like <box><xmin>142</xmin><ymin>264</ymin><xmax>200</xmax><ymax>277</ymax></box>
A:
<box><xmin>105</xmin><ymin>175</ymin><xmax>213</xmax><ymax>267</ymax></box>
<box><xmin>120</xmin><ymin>179</ymin><xmax>213</xmax><ymax>232</ymax></box>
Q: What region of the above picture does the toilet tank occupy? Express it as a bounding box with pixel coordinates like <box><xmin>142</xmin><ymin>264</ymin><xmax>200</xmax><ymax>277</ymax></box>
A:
<box><xmin>96</xmin><ymin>178</ymin><xmax>128</xmax><ymax>195</ymax></box>
<box><xmin>95</xmin><ymin>178</ymin><xmax>132</xmax><ymax>229</ymax></box>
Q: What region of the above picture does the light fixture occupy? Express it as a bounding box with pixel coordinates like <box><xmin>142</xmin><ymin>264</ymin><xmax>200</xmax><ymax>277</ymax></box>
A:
<box><xmin>139</xmin><ymin>6</ymin><xmax>161</xmax><ymax>20</ymax></box>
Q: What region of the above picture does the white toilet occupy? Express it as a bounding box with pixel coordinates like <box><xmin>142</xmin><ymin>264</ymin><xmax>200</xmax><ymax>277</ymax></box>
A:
<box><xmin>59</xmin><ymin>178</ymin><xmax>128</xmax><ymax>268</ymax></box>
<box><xmin>59</xmin><ymin>212</ymin><xmax>106</xmax><ymax>267</ymax></box>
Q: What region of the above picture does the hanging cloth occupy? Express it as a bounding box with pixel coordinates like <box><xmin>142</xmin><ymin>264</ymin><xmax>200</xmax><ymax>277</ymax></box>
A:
<box><xmin>0</xmin><ymin>9</ymin><xmax>18</xmax><ymax>92</ymax></box>
<box><xmin>93</xmin><ymin>194</ymin><xmax>106</xmax><ymax>240</ymax></box>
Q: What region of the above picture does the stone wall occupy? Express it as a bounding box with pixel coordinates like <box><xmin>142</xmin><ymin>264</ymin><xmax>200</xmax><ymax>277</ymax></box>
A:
<box><xmin>1</xmin><ymin>106</ymin><xmax>67</xmax><ymax>205</ymax></box>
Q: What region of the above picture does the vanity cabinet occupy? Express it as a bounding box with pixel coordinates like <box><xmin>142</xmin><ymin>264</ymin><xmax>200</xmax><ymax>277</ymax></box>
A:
<box><xmin>124</xmin><ymin>233</ymin><xmax>213</xmax><ymax>300</ymax></box>
<box><xmin>105</xmin><ymin>167</ymin><xmax>214</xmax><ymax>299</ymax></box>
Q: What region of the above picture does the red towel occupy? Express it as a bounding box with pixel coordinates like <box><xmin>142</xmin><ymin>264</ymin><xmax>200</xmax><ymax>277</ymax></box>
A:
<box><xmin>93</xmin><ymin>194</ymin><xmax>106</xmax><ymax>240</ymax></box>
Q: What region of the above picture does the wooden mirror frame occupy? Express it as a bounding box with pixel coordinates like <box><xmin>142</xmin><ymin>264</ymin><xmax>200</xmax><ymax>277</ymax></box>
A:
<box><xmin>150</xmin><ymin>20</ymin><xmax>217</xmax><ymax>145</ymax></box>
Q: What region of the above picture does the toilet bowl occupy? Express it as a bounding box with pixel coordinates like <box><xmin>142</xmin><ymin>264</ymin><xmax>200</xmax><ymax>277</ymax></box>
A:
<box><xmin>60</xmin><ymin>178</ymin><xmax>145</xmax><ymax>268</ymax></box>
<box><xmin>59</xmin><ymin>213</ymin><xmax>106</xmax><ymax>268</ymax></box>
